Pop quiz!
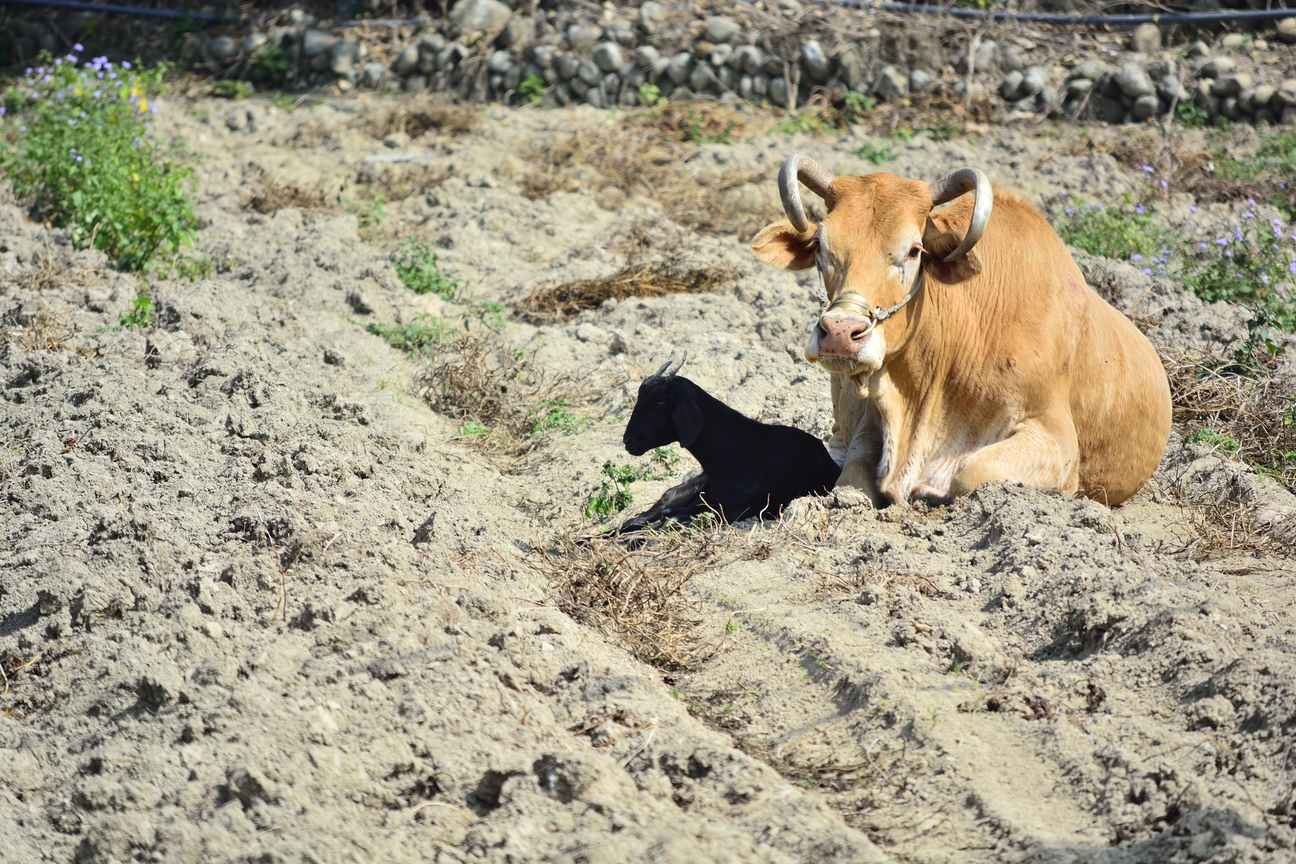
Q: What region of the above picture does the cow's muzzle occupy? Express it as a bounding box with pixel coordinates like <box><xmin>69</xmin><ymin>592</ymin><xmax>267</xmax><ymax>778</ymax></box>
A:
<box><xmin>815</xmin><ymin>292</ymin><xmax>876</xmax><ymax>360</ymax></box>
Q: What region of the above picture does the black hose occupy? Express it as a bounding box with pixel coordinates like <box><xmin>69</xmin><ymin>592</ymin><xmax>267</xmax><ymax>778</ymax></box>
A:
<box><xmin>809</xmin><ymin>0</ymin><xmax>1296</xmax><ymax>25</ymax></box>
<box><xmin>1</xmin><ymin>0</ymin><xmax>1292</xmax><ymax>29</ymax></box>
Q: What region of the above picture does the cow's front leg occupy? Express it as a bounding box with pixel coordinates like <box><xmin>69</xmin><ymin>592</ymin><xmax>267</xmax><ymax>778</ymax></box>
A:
<box><xmin>949</xmin><ymin>412</ymin><xmax>1079</xmax><ymax>498</ymax></box>
<box><xmin>836</xmin><ymin>400</ymin><xmax>887</xmax><ymax>508</ymax></box>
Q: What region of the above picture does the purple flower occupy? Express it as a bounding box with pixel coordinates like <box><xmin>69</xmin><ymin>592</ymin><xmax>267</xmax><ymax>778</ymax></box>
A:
<box><xmin>1060</xmin><ymin>190</ymin><xmax>1069</xmax><ymax>197</ymax></box>
<box><xmin>1199</xmin><ymin>242</ymin><xmax>1208</xmax><ymax>250</ymax></box>
<box><xmin>75</xmin><ymin>156</ymin><xmax>82</xmax><ymax>162</ymax></box>
<box><xmin>74</xmin><ymin>43</ymin><xmax>83</xmax><ymax>51</ymax></box>
<box><xmin>1248</xmin><ymin>198</ymin><xmax>1256</xmax><ymax>206</ymax></box>
<box><xmin>1131</xmin><ymin>253</ymin><xmax>1143</xmax><ymax>262</ymax></box>
<box><xmin>1065</xmin><ymin>206</ymin><xmax>1075</xmax><ymax>216</ymax></box>
<box><xmin>1190</xmin><ymin>205</ymin><xmax>1198</xmax><ymax>213</ymax></box>
<box><xmin>1137</xmin><ymin>205</ymin><xmax>1146</xmax><ymax>215</ymax></box>
<box><xmin>1245</xmin><ymin>211</ymin><xmax>1256</xmax><ymax>220</ymax></box>
<box><xmin>1261</xmin><ymin>275</ymin><xmax>1270</xmax><ymax>285</ymax></box>
<box><xmin>1290</xmin><ymin>260</ymin><xmax>1296</xmax><ymax>275</ymax></box>
<box><xmin>149</xmin><ymin>102</ymin><xmax>158</xmax><ymax>114</ymax></box>
<box><xmin>1142</xmin><ymin>268</ymin><xmax>1153</xmax><ymax>275</ymax></box>
<box><xmin>1225</xmin><ymin>250</ymin><xmax>1234</xmax><ymax>258</ymax></box>
<box><xmin>122</xmin><ymin>61</ymin><xmax>131</xmax><ymax>69</ymax></box>
<box><xmin>1216</xmin><ymin>238</ymin><xmax>1228</xmax><ymax>246</ymax></box>
<box><xmin>1142</xmin><ymin>165</ymin><xmax>1154</xmax><ymax>173</ymax></box>
<box><xmin>1161</xmin><ymin>180</ymin><xmax>1168</xmax><ymax>189</ymax></box>
<box><xmin>1157</xmin><ymin>267</ymin><xmax>1166</xmax><ymax>275</ymax></box>
<box><xmin>0</xmin><ymin>107</ymin><xmax>4</xmax><ymax>117</ymax></box>
<box><xmin>18</xmin><ymin>125</ymin><xmax>25</xmax><ymax>132</ymax></box>
<box><xmin>43</xmin><ymin>74</ymin><xmax>51</xmax><ymax>82</ymax></box>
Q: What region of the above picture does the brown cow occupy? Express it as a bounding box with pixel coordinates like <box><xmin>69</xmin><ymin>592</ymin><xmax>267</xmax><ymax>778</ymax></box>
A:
<box><xmin>751</xmin><ymin>155</ymin><xmax>1170</xmax><ymax>507</ymax></box>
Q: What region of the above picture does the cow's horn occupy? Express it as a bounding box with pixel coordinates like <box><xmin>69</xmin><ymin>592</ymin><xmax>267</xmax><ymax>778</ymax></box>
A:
<box><xmin>778</xmin><ymin>154</ymin><xmax>835</xmax><ymax>235</ymax></box>
<box><xmin>928</xmin><ymin>168</ymin><xmax>992</xmax><ymax>262</ymax></box>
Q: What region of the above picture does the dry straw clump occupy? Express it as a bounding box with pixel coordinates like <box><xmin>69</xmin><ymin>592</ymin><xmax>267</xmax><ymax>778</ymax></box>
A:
<box><xmin>520</xmin><ymin>112</ymin><xmax>779</xmax><ymax>236</ymax></box>
<box><xmin>244</xmin><ymin>168</ymin><xmax>339</xmax><ymax>214</ymax></box>
<box><xmin>416</xmin><ymin>332</ymin><xmax>607</xmax><ymax>462</ymax></box>
<box><xmin>359</xmin><ymin>95</ymin><xmax>479</xmax><ymax>141</ymax></box>
<box><xmin>530</xmin><ymin>528</ymin><xmax>734</xmax><ymax>669</ymax></box>
<box><xmin>513</xmin><ymin>259</ymin><xmax>740</xmax><ymax>324</ymax></box>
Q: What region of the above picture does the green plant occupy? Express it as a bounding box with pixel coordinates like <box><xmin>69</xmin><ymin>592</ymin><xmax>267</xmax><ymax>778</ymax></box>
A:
<box><xmin>649</xmin><ymin>447</ymin><xmax>680</xmax><ymax>478</ymax></box>
<box><xmin>213</xmin><ymin>79</ymin><xmax>252</xmax><ymax>99</ymax></box>
<box><xmin>346</xmin><ymin>190</ymin><xmax>388</xmax><ymax>236</ymax></box>
<box><xmin>529</xmin><ymin>398</ymin><xmax>588</xmax><ymax>436</ymax></box>
<box><xmin>856</xmin><ymin>139</ymin><xmax>895</xmax><ymax>165</ymax></box>
<box><xmin>584</xmin><ymin>460</ymin><xmax>640</xmax><ymax>520</ymax></box>
<box><xmin>1176</xmin><ymin>101</ymin><xmax>1209</xmax><ymax>129</ymax></box>
<box><xmin>248</xmin><ymin>45</ymin><xmax>291</xmax><ymax>87</ymax></box>
<box><xmin>272</xmin><ymin>92</ymin><xmax>298</xmax><ymax>112</ymax></box>
<box><xmin>724</xmin><ymin>620</ymin><xmax>739</xmax><ymax>633</ymax></box>
<box><xmin>1054</xmin><ymin>194</ymin><xmax>1171</xmax><ymax>262</ymax></box>
<box><xmin>118</xmin><ymin>289</ymin><xmax>155</xmax><ymax>329</ymax></box>
<box><xmin>155</xmin><ymin>252</ymin><xmax>212</xmax><ymax>281</ymax></box>
<box><xmin>365</xmin><ymin>314</ymin><xmax>456</xmax><ymax>355</ymax></box>
<box><xmin>638</xmin><ymin>83</ymin><xmax>662</xmax><ymax>107</ymax></box>
<box><xmin>1184</xmin><ymin>427</ymin><xmax>1242</xmax><ymax>457</ymax></box>
<box><xmin>1</xmin><ymin>52</ymin><xmax>197</xmax><ymax>272</ymax></box>
<box><xmin>515</xmin><ymin>73</ymin><xmax>546</xmax><ymax>106</ymax></box>
<box><xmin>391</xmin><ymin>238</ymin><xmax>464</xmax><ymax>299</ymax></box>
<box><xmin>1181</xmin><ymin>214</ymin><xmax>1296</xmax><ymax>330</ymax></box>
<box><xmin>458</xmin><ymin>423</ymin><xmax>490</xmax><ymax>439</ymax></box>
<box><xmin>462</xmin><ymin>301</ymin><xmax>506</xmax><ymax>332</ymax></box>
<box><xmin>773</xmin><ymin>112</ymin><xmax>832</xmax><ymax>136</ymax></box>
<box><xmin>840</xmin><ymin>91</ymin><xmax>877</xmax><ymax>124</ymax></box>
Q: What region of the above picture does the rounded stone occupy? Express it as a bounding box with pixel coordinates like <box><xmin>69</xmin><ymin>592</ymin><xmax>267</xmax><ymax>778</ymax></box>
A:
<box><xmin>301</xmin><ymin>28</ymin><xmax>334</xmax><ymax>57</ymax></box>
<box><xmin>710</xmin><ymin>44</ymin><xmax>733</xmax><ymax>68</ymax></box>
<box><xmin>1021</xmin><ymin>66</ymin><xmax>1046</xmax><ymax>97</ymax></box>
<box><xmin>873</xmin><ymin>65</ymin><xmax>908</xmax><ymax>99</ymax></box>
<box><xmin>667</xmin><ymin>53</ymin><xmax>694</xmax><ymax>85</ymax></box>
<box><xmin>1000</xmin><ymin>70</ymin><xmax>1024</xmax><ymax>100</ymax></box>
<box><xmin>585</xmin><ymin>87</ymin><xmax>605</xmax><ymax>108</ymax></box>
<box><xmin>909</xmin><ymin>68</ymin><xmax>933</xmax><ymax>93</ymax></box>
<box><xmin>1156</xmin><ymin>75</ymin><xmax>1185</xmax><ymax>103</ymax></box>
<box><xmin>1115</xmin><ymin>63</ymin><xmax>1154</xmax><ymax>98</ymax></box>
<box><xmin>593</xmin><ymin>42</ymin><xmax>624</xmax><ymax>73</ymax></box>
<box><xmin>1253</xmin><ymin>84</ymin><xmax>1276</xmax><ymax>107</ymax></box>
<box><xmin>449</xmin><ymin>0</ymin><xmax>512</xmax><ymax>32</ymax></box>
<box><xmin>769</xmin><ymin>76</ymin><xmax>789</xmax><ymax>107</ymax></box>
<box><xmin>1131</xmin><ymin>93</ymin><xmax>1160</xmax><ymax>120</ymax></box>
<box><xmin>393</xmin><ymin>45</ymin><xmax>420</xmax><ymax>76</ymax></box>
<box><xmin>1211</xmin><ymin>73</ymin><xmax>1253</xmax><ymax>98</ymax></box>
<box><xmin>999</xmin><ymin>45</ymin><xmax>1027</xmax><ymax>72</ymax></box>
<box><xmin>579</xmin><ymin>59</ymin><xmax>602</xmax><ymax>86</ymax></box>
<box><xmin>1129</xmin><ymin>23</ymin><xmax>1162</xmax><ymax>53</ymax></box>
<box><xmin>608</xmin><ymin>19</ymin><xmax>636</xmax><ymax>48</ymax></box>
<box><xmin>735</xmin><ymin>45</ymin><xmax>763</xmax><ymax>75</ymax></box>
<box><xmin>403</xmin><ymin>75</ymin><xmax>427</xmax><ymax>93</ymax></box>
<box><xmin>635</xmin><ymin>46</ymin><xmax>660</xmax><ymax>69</ymax></box>
<box><xmin>705</xmin><ymin>16</ymin><xmax>741</xmax><ymax>43</ymax></box>
<box><xmin>532</xmin><ymin>45</ymin><xmax>555</xmax><ymax>69</ymax></box>
<box><xmin>207</xmin><ymin>37</ymin><xmax>238</xmax><ymax>62</ymax></box>
<box><xmin>1071</xmin><ymin>59</ymin><xmax>1108</xmax><ymax>81</ymax></box>
<box><xmin>739</xmin><ymin>75</ymin><xmax>754</xmax><ymax>100</ymax></box>
<box><xmin>569</xmin><ymin>76</ymin><xmax>589</xmax><ymax>97</ymax></box>
<box><xmin>1220</xmin><ymin>33</ymin><xmax>1247</xmax><ymax>51</ymax></box>
<box><xmin>501</xmin><ymin>17</ymin><xmax>535</xmax><ymax>50</ymax></box>
<box><xmin>557</xmin><ymin>55</ymin><xmax>580</xmax><ymax>81</ymax></box>
<box><xmin>753</xmin><ymin>74</ymin><xmax>768</xmax><ymax>98</ymax></box>
<box><xmin>801</xmin><ymin>40</ymin><xmax>831</xmax><ymax>83</ymax></box>
<box><xmin>487</xmin><ymin>50</ymin><xmax>512</xmax><ymax>74</ymax></box>
<box><xmin>1066</xmin><ymin>78</ymin><xmax>1093</xmax><ymax>100</ymax></box>
<box><xmin>1197</xmin><ymin>56</ymin><xmax>1236</xmax><ymax>79</ymax></box>
<box><xmin>329</xmin><ymin>41</ymin><xmax>359</xmax><ymax>75</ymax></box>
<box><xmin>240</xmin><ymin>33</ymin><xmax>267</xmax><ymax>54</ymax></box>
<box><xmin>972</xmin><ymin>40</ymin><xmax>997</xmax><ymax>73</ymax></box>
<box><xmin>639</xmin><ymin>1</ymin><xmax>665</xmax><ymax>33</ymax></box>
<box><xmin>362</xmin><ymin>62</ymin><xmax>386</xmax><ymax>89</ymax></box>
<box><xmin>1278</xmin><ymin>17</ymin><xmax>1296</xmax><ymax>44</ymax></box>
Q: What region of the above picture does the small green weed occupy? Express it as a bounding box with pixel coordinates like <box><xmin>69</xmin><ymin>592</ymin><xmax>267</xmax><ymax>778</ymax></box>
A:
<box><xmin>1176</xmin><ymin>102</ymin><xmax>1209</xmax><ymax>129</ymax></box>
<box><xmin>515</xmin><ymin>73</ymin><xmax>546</xmax><ymax>106</ymax></box>
<box><xmin>529</xmin><ymin>398</ymin><xmax>588</xmax><ymax>436</ymax></box>
<box><xmin>118</xmin><ymin>290</ymin><xmax>155</xmax><ymax>329</ymax></box>
<box><xmin>155</xmin><ymin>252</ymin><xmax>212</xmax><ymax>281</ymax></box>
<box><xmin>856</xmin><ymin>139</ymin><xmax>895</xmax><ymax>165</ymax></box>
<box><xmin>638</xmin><ymin>83</ymin><xmax>662</xmax><ymax>107</ymax></box>
<box><xmin>584</xmin><ymin>460</ymin><xmax>641</xmax><ymax>520</ymax></box>
<box><xmin>773</xmin><ymin>112</ymin><xmax>833</xmax><ymax>136</ymax></box>
<box><xmin>649</xmin><ymin>446</ymin><xmax>680</xmax><ymax>478</ymax></box>
<box><xmin>346</xmin><ymin>189</ymin><xmax>388</xmax><ymax>237</ymax></box>
<box><xmin>724</xmin><ymin>620</ymin><xmax>740</xmax><ymax>633</ymax></box>
<box><xmin>462</xmin><ymin>301</ymin><xmax>507</xmax><ymax>332</ymax></box>
<box><xmin>1</xmin><ymin>52</ymin><xmax>197</xmax><ymax>272</ymax></box>
<box><xmin>1184</xmin><ymin>427</ymin><xmax>1242</xmax><ymax>457</ymax></box>
<box><xmin>840</xmin><ymin>91</ymin><xmax>877</xmax><ymax>124</ymax></box>
<box><xmin>365</xmin><ymin>314</ymin><xmax>455</xmax><ymax>356</ymax></box>
<box><xmin>272</xmin><ymin>92</ymin><xmax>299</xmax><ymax>112</ymax></box>
<box><xmin>213</xmin><ymin>79</ymin><xmax>252</xmax><ymax>99</ymax></box>
<box><xmin>458</xmin><ymin>423</ymin><xmax>490</xmax><ymax>439</ymax></box>
<box><xmin>1054</xmin><ymin>194</ymin><xmax>1170</xmax><ymax>261</ymax></box>
<box><xmin>1181</xmin><ymin>214</ymin><xmax>1296</xmax><ymax>330</ymax></box>
<box><xmin>248</xmin><ymin>45</ymin><xmax>291</xmax><ymax>87</ymax></box>
<box><xmin>392</xmin><ymin>238</ymin><xmax>464</xmax><ymax>299</ymax></box>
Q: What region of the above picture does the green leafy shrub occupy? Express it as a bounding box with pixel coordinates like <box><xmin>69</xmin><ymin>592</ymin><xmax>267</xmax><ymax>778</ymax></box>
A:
<box><xmin>248</xmin><ymin>45</ymin><xmax>291</xmax><ymax>87</ymax></box>
<box><xmin>1176</xmin><ymin>102</ymin><xmax>1209</xmax><ymax>129</ymax></box>
<box><xmin>118</xmin><ymin>289</ymin><xmax>155</xmax><ymax>329</ymax></box>
<box><xmin>1054</xmin><ymin>194</ymin><xmax>1170</xmax><ymax>261</ymax></box>
<box><xmin>1</xmin><ymin>51</ymin><xmax>197</xmax><ymax>271</ymax></box>
<box><xmin>529</xmin><ymin>398</ymin><xmax>588</xmax><ymax>436</ymax></box>
<box><xmin>638</xmin><ymin>84</ymin><xmax>662</xmax><ymax>107</ymax></box>
<box><xmin>213</xmin><ymin>79</ymin><xmax>252</xmax><ymax>99</ymax></box>
<box><xmin>515</xmin><ymin>73</ymin><xmax>546</xmax><ymax>106</ymax></box>
<box><xmin>365</xmin><ymin>314</ymin><xmax>456</xmax><ymax>355</ymax></box>
<box><xmin>584</xmin><ymin>461</ymin><xmax>640</xmax><ymax>520</ymax></box>
<box><xmin>856</xmin><ymin>139</ymin><xmax>895</xmax><ymax>165</ymax></box>
<box><xmin>1181</xmin><ymin>212</ymin><xmax>1296</xmax><ymax>330</ymax></box>
<box><xmin>1184</xmin><ymin>427</ymin><xmax>1242</xmax><ymax>457</ymax></box>
<box><xmin>392</xmin><ymin>238</ymin><xmax>464</xmax><ymax>299</ymax></box>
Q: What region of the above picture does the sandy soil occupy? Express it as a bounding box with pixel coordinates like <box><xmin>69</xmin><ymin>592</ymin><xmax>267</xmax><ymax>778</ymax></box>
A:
<box><xmin>4</xmin><ymin>94</ymin><xmax>1296</xmax><ymax>864</ymax></box>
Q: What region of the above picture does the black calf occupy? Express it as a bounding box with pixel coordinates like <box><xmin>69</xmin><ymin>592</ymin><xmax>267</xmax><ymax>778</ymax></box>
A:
<box><xmin>621</xmin><ymin>357</ymin><xmax>841</xmax><ymax>525</ymax></box>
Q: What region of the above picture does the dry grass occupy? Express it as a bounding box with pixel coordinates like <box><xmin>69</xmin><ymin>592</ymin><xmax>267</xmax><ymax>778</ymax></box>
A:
<box><xmin>415</xmin><ymin>332</ymin><xmax>608</xmax><ymax>462</ymax></box>
<box><xmin>355</xmin><ymin>161</ymin><xmax>450</xmax><ymax>202</ymax></box>
<box><xmin>245</xmin><ymin>175</ymin><xmax>339</xmax><ymax>214</ymax></box>
<box><xmin>1</xmin><ymin>304</ymin><xmax>78</xmax><ymax>353</ymax></box>
<box><xmin>1177</xmin><ymin>496</ymin><xmax>1293</xmax><ymax>560</ymax></box>
<box><xmin>519</xmin><ymin>119</ymin><xmax>779</xmax><ymax>236</ymax></box>
<box><xmin>359</xmin><ymin>96</ymin><xmax>479</xmax><ymax>141</ymax></box>
<box><xmin>530</xmin><ymin>527</ymin><xmax>736</xmax><ymax>669</ymax></box>
<box><xmin>513</xmin><ymin>259</ymin><xmax>740</xmax><ymax>325</ymax></box>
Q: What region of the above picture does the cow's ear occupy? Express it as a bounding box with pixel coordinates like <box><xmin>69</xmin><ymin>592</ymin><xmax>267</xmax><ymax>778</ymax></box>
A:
<box><xmin>751</xmin><ymin>220</ymin><xmax>818</xmax><ymax>271</ymax></box>
<box><xmin>922</xmin><ymin>219</ymin><xmax>982</xmax><ymax>284</ymax></box>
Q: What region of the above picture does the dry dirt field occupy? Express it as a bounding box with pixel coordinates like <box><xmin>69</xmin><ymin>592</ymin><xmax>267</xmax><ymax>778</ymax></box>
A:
<box><xmin>5</xmin><ymin>93</ymin><xmax>1296</xmax><ymax>864</ymax></box>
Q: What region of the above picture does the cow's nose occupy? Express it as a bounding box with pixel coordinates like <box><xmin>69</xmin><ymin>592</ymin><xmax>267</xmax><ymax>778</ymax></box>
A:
<box><xmin>817</xmin><ymin>315</ymin><xmax>873</xmax><ymax>358</ymax></box>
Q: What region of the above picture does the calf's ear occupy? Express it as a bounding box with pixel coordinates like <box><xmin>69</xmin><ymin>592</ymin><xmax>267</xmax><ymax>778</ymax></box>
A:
<box><xmin>921</xmin><ymin>218</ymin><xmax>982</xmax><ymax>284</ymax></box>
<box><xmin>672</xmin><ymin>388</ymin><xmax>703</xmax><ymax>448</ymax></box>
<box><xmin>751</xmin><ymin>220</ymin><xmax>818</xmax><ymax>271</ymax></box>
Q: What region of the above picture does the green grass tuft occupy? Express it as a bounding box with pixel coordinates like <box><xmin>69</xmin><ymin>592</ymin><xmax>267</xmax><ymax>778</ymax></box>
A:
<box><xmin>392</xmin><ymin>238</ymin><xmax>464</xmax><ymax>299</ymax></box>
<box><xmin>365</xmin><ymin>314</ymin><xmax>456</xmax><ymax>356</ymax></box>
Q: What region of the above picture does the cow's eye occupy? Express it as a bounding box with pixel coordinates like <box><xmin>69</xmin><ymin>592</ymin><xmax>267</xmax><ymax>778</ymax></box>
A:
<box><xmin>908</xmin><ymin>245</ymin><xmax>922</xmax><ymax>259</ymax></box>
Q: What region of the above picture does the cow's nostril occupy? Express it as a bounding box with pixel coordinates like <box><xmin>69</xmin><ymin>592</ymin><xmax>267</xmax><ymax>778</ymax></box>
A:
<box><xmin>850</xmin><ymin>327</ymin><xmax>869</xmax><ymax>342</ymax></box>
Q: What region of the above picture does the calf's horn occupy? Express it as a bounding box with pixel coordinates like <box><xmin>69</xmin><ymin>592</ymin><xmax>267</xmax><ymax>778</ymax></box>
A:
<box><xmin>928</xmin><ymin>168</ymin><xmax>992</xmax><ymax>262</ymax></box>
<box><xmin>778</xmin><ymin>154</ymin><xmax>836</xmax><ymax>235</ymax></box>
<box><xmin>655</xmin><ymin>352</ymin><xmax>687</xmax><ymax>379</ymax></box>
